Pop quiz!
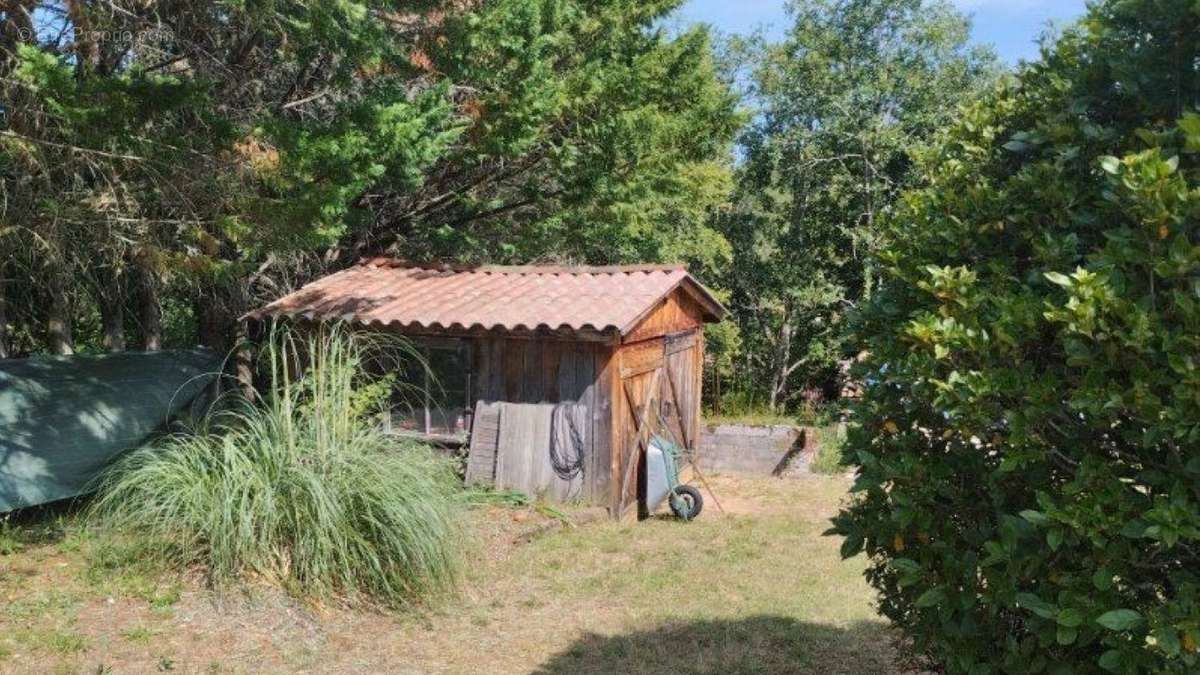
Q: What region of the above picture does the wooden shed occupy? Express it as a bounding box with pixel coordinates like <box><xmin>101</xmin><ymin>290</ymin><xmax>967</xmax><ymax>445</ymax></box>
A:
<box><xmin>246</xmin><ymin>259</ymin><xmax>726</xmax><ymax>519</ymax></box>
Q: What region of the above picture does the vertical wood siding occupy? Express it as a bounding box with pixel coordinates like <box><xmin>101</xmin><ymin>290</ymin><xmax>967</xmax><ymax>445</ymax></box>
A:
<box><xmin>621</xmin><ymin>292</ymin><xmax>707</xmax><ymax>344</ymax></box>
<box><xmin>472</xmin><ymin>335</ymin><xmax>611</xmax><ymax>502</ymax></box>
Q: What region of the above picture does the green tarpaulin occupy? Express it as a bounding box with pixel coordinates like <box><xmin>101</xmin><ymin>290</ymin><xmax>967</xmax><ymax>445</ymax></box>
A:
<box><xmin>0</xmin><ymin>349</ymin><xmax>222</xmax><ymax>512</ymax></box>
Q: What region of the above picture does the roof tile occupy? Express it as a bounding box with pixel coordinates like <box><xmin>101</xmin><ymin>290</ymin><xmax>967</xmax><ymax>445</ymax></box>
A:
<box><xmin>247</xmin><ymin>260</ymin><xmax>725</xmax><ymax>337</ymax></box>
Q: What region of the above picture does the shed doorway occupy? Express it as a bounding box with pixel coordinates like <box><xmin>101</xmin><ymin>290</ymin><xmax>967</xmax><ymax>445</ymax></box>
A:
<box><xmin>614</xmin><ymin>329</ymin><xmax>702</xmax><ymax>518</ymax></box>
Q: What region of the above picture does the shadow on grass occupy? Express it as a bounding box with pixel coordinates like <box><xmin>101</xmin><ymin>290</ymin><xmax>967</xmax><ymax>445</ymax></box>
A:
<box><xmin>0</xmin><ymin>497</ymin><xmax>87</xmax><ymax>553</ymax></box>
<box><xmin>532</xmin><ymin>614</ymin><xmax>898</xmax><ymax>675</ymax></box>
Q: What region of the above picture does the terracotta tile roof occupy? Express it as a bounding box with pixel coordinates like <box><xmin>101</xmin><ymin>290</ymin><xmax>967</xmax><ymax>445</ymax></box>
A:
<box><xmin>246</xmin><ymin>259</ymin><xmax>726</xmax><ymax>336</ymax></box>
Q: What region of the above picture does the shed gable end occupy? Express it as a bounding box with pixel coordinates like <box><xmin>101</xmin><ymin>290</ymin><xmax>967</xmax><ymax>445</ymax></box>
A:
<box><xmin>622</xmin><ymin>289</ymin><xmax>707</xmax><ymax>343</ymax></box>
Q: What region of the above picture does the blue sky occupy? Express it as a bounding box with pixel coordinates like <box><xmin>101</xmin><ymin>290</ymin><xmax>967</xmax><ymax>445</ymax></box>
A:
<box><xmin>672</xmin><ymin>0</ymin><xmax>1089</xmax><ymax>65</ymax></box>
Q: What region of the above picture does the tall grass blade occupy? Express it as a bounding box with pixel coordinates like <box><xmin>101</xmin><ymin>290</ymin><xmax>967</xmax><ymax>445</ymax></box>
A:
<box><xmin>89</xmin><ymin>324</ymin><xmax>462</xmax><ymax>608</ymax></box>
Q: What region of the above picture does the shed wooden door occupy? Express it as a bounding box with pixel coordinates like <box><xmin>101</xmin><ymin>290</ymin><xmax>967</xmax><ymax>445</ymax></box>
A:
<box><xmin>612</xmin><ymin>329</ymin><xmax>702</xmax><ymax>518</ymax></box>
<box><xmin>614</xmin><ymin>339</ymin><xmax>662</xmax><ymax>517</ymax></box>
<box><xmin>662</xmin><ymin>331</ymin><xmax>702</xmax><ymax>453</ymax></box>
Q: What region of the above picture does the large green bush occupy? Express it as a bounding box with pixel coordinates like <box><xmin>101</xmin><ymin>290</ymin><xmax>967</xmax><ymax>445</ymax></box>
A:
<box><xmin>831</xmin><ymin>1</ymin><xmax>1200</xmax><ymax>672</ymax></box>
<box><xmin>90</xmin><ymin>326</ymin><xmax>463</xmax><ymax>608</ymax></box>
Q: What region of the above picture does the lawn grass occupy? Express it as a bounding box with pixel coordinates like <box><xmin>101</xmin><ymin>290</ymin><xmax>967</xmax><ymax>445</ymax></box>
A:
<box><xmin>703</xmin><ymin>410</ymin><xmax>800</xmax><ymax>427</ymax></box>
<box><xmin>0</xmin><ymin>474</ymin><xmax>896</xmax><ymax>674</ymax></box>
<box><xmin>704</xmin><ymin>399</ymin><xmax>843</xmax><ymax>429</ymax></box>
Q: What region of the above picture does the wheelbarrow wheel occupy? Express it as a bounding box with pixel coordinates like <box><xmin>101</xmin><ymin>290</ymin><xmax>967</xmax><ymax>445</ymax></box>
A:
<box><xmin>669</xmin><ymin>485</ymin><xmax>704</xmax><ymax>520</ymax></box>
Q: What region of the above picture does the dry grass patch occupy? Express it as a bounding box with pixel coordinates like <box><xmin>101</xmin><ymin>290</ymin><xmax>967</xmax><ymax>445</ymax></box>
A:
<box><xmin>0</xmin><ymin>475</ymin><xmax>899</xmax><ymax>674</ymax></box>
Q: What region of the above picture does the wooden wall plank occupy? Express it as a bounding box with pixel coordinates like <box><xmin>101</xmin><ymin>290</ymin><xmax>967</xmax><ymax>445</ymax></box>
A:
<box><xmin>609</xmin><ymin>345</ymin><xmax>625</xmax><ymax>515</ymax></box>
<box><xmin>477</xmin><ymin>337</ymin><xmax>506</xmax><ymax>402</ymax></box>
<box><xmin>619</xmin><ymin>338</ymin><xmax>665</xmax><ymax>378</ymax></box>
<box><xmin>502</xmin><ymin>339</ymin><xmax>523</xmax><ymax>401</ymax></box>
<box><xmin>521</xmin><ymin>339</ymin><xmax>544</xmax><ymax>402</ymax></box>
<box><xmin>464</xmin><ymin>401</ymin><xmax>503</xmax><ymax>485</ymax></box>
<box><xmin>493</xmin><ymin>402</ymin><xmax>583</xmax><ymax>501</ymax></box>
<box><xmin>592</xmin><ymin>345</ymin><xmax>615</xmax><ymax>509</ymax></box>
<box><xmin>473</xmin><ymin>336</ymin><xmax>491</xmax><ymax>403</ymax></box>
<box><xmin>622</xmin><ymin>290</ymin><xmax>706</xmax><ymax>344</ymax></box>
<box><xmin>664</xmin><ymin>330</ymin><xmax>699</xmax><ymax>355</ymax></box>
<box><xmin>542</xmin><ymin>340</ymin><xmax>562</xmax><ymax>401</ymax></box>
<box><xmin>693</xmin><ymin>333</ymin><xmax>704</xmax><ymax>453</ymax></box>
<box><xmin>556</xmin><ymin>345</ymin><xmax>591</xmax><ymax>496</ymax></box>
<box><xmin>568</xmin><ymin>402</ymin><xmax>590</xmax><ymax>500</ymax></box>
<box><xmin>547</xmin><ymin>402</ymin><xmax>588</xmax><ymax>500</ymax></box>
<box><xmin>502</xmin><ymin>403</ymin><xmax>533</xmax><ymax>490</ymax></box>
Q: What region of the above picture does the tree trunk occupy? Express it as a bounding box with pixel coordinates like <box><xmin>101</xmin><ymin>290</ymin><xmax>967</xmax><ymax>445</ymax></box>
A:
<box><xmin>196</xmin><ymin>292</ymin><xmax>236</xmax><ymax>353</ymax></box>
<box><xmin>45</xmin><ymin>267</ymin><xmax>74</xmax><ymax>355</ymax></box>
<box><xmin>236</xmin><ymin>338</ymin><xmax>256</xmax><ymax>401</ymax></box>
<box><xmin>66</xmin><ymin>0</ymin><xmax>100</xmax><ymax>73</ymax></box>
<box><xmin>101</xmin><ymin>307</ymin><xmax>125</xmax><ymax>351</ymax></box>
<box><xmin>768</xmin><ymin>372</ymin><xmax>787</xmax><ymax>412</ymax></box>
<box><xmin>768</xmin><ymin>316</ymin><xmax>795</xmax><ymax>413</ymax></box>
<box><xmin>0</xmin><ymin>268</ymin><xmax>9</xmax><ymax>359</ymax></box>
<box><xmin>137</xmin><ymin>268</ymin><xmax>162</xmax><ymax>351</ymax></box>
<box><xmin>98</xmin><ymin>270</ymin><xmax>126</xmax><ymax>352</ymax></box>
<box><xmin>0</xmin><ymin>1</ymin><xmax>37</xmax><ymax>78</ymax></box>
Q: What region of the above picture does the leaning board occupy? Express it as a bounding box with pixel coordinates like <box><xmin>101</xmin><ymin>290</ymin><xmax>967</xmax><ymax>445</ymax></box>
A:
<box><xmin>471</xmin><ymin>401</ymin><xmax>587</xmax><ymax>502</ymax></box>
<box><xmin>464</xmin><ymin>401</ymin><xmax>502</xmax><ymax>485</ymax></box>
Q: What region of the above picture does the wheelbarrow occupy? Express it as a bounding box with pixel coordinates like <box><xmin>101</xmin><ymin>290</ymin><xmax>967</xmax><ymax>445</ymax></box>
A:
<box><xmin>646</xmin><ymin>434</ymin><xmax>704</xmax><ymax>520</ymax></box>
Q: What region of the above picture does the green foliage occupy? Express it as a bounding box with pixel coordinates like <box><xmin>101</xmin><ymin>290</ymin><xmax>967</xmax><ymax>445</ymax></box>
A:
<box><xmin>89</xmin><ymin>326</ymin><xmax>463</xmax><ymax>608</ymax></box>
<box><xmin>716</xmin><ymin>0</ymin><xmax>999</xmax><ymax>410</ymax></box>
<box><xmin>0</xmin><ymin>521</ymin><xmax>22</xmax><ymax>556</ymax></box>
<box><xmin>250</xmin><ymin>82</ymin><xmax>463</xmax><ymax>253</ymax></box>
<box><xmin>402</xmin><ymin>0</ymin><xmax>742</xmax><ymax>269</ymax></box>
<box><xmin>702</xmin><ymin>399</ymin><xmax>796</xmax><ymax>428</ymax></box>
<box><xmin>700</xmin><ymin>293</ymin><xmax>743</xmax><ymax>409</ymax></box>
<box><xmin>0</xmin><ymin>0</ymin><xmax>739</xmax><ymax>356</ymax></box>
<box><xmin>809</xmin><ymin>424</ymin><xmax>848</xmax><ymax>475</ymax></box>
<box><xmin>1</xmin><ymin>0</ymin><xmax>458</xmax><ymax>353</ymax></box>
<box><xmin>832</xmin><ymin>1</ymin><xmax>1200</xmax><ymax>671</ymax></box>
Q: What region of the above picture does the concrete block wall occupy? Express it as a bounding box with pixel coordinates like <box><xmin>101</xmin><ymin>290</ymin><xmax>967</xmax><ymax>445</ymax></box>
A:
<box><xmin>696</xmin><ymin>423</ymin><xmax>817</xmax><ymax>476</ymax></box>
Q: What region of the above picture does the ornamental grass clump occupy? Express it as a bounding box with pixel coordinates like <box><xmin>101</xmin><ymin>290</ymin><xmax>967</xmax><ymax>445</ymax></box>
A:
<box><xmin>90</xmin><ymin>325</ymin><xmax>462</xmax><ymax>608</ymax></box>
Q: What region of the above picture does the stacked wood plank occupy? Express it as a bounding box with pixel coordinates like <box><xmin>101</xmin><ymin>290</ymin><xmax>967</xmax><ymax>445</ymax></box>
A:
<box><xmin>465</xmin><ymin>401</ymin><xmax>588</xmax><ymax>501</ymax></box>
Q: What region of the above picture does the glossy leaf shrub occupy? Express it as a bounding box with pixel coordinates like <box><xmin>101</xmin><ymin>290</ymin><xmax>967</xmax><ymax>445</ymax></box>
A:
<box><xmin>831</xmin><ymin>1</ymin><xmax>1200</xmax><ymax>672</ymax></box>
